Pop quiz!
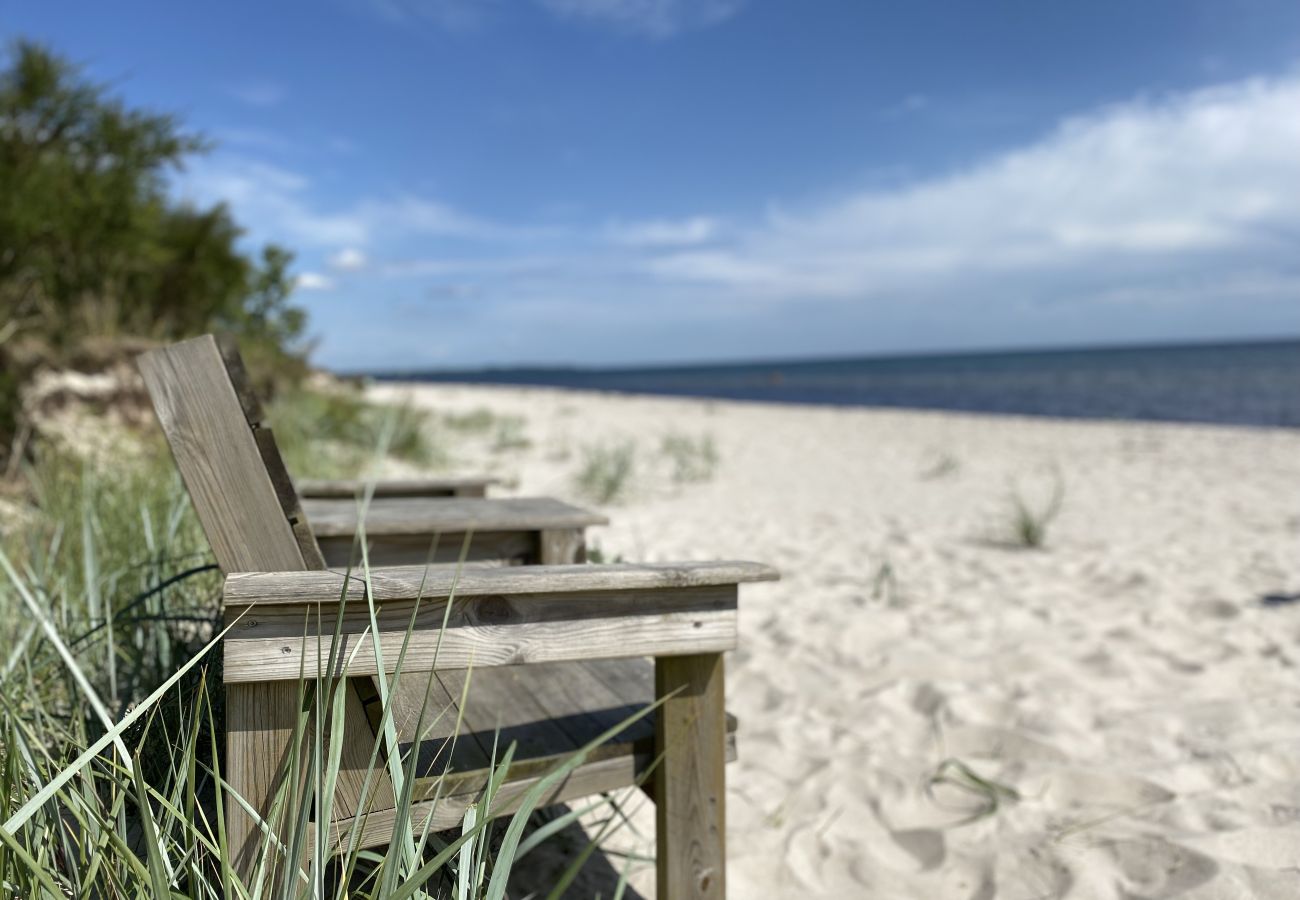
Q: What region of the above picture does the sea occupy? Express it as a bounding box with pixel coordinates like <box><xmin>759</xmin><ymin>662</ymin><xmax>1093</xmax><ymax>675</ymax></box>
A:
<box><xmin>371</xmin><ymin>338</ymin><xmax>1300</xmax><ymax>429</ymax></box>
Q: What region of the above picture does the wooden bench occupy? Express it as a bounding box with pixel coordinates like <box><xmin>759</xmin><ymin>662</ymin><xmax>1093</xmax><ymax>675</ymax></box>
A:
<box><xmin>302</xmin><ymin>495</ymin><xmax>606</xmax><ymax>568</ymax></box>
<box><xmin>138</xmin><ymin>334</ymin><xmax>777</xmax><ymax>898</ymax></box>
<box><xmin>139</xmin><ymin>334</ymin><xmax>605</xmax><ymax>568</ymax></box>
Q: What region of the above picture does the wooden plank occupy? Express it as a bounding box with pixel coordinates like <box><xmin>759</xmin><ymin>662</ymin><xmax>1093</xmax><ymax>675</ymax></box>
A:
<box><xmin>320</xmin><ymin>752</ymin><xmax>647</xmax><ymax>851</ymax></box>
<box><xmin>377</xmin><ymin>669</ymin><xmax>493</xmax><ymax>779</ymax></box>
<box><xmin>224</xmin><ymin>560</ymin><xmax>780</xmax><ymax>607</ymax></box>
<box><xmin>656</xmin><ymin>654</ymin><xmax>728</xmax><ymax>900</ymax></box>
<box><xmin>138</xmin><ymin>336</ymin><xmax>310</xmax><ymax>574</ymax></box>
<box><xmin>301</xmin><ymin>496</ymin><xmax>608</xmax><ymax>538</ymax></box>
<box><xmin>316</xmin><ymin>531</ymin><xmax>537</xmax><ymax>569</ymax></box>
<box><xmin>437</xmin><ymin>668</ymin><xmax>580</xmax><ymax>766</ymax></box>
<box><xmin>539</xmin><ymin>528</ymin><xmax>586</xmax><ymax>565</ymax></box>
<box><xmin>296</xmin><ymin>477</ymin><xmax>496</xmax><ymax>499</ymax></box>
<box><xmin>223</xmin><ymin>585</ymin><xmax>739</xmax><ymax>682</ymax></box>
<box><xmin>513</xmin><ymin>659</ymin><xmax>656</xmax><ymax>748</ymax></box>
<box><xmin>321</xmin><ymin>730</ymin><xmax>739</xmax><ymax>851</ymax></box>
<box><xmin>212</xmin><ymin>333</ymin><xmax>327</xmax><ymax>570</ymax></box>
<box><xmin>329</xmin><ymin>681</ymin><xmax>397</xmax><ymax>820</ymax></box>
<box><xmin>224</xmin><ymin>682</ymin><xmax>303</xmax><ymax>882</ymax></box>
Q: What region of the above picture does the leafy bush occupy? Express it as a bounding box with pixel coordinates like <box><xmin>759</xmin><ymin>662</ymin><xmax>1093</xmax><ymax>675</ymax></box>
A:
<box><xmin>0</xmin><ymin>41</ymin><xmax>310</xmax><ymax>468</ymax></box>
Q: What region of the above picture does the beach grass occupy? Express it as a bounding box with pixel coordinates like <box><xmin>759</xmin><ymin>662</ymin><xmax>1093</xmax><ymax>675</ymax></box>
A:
<box><xmin>1005</xmin><ymin>470</ymin><xmax>1065</xmax><ymax>549</ymax></box>
<box><xmin>0</xmin><ymin>397</ymin><xmax>643</xmax><ymax>898</ymax></box>
<box><xmin>574</xmin><ymin>440</ymin><xmax>637</xmax><ymax>504</ymax></box>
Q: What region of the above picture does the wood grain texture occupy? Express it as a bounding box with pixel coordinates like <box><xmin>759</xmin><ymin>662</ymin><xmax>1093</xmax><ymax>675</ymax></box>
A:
<box><xmin>296</xmin><ymin>477</ymin><xmax>496</xmax><ymax>499</ymax></box>
<box><xmin>225</xmin><ymin>560</ymin><xmax>779</xmax><ymax>607</ymax></box>
<box><xmin>315</xmin><ymin>531</ymin><xmax>537</xmax><ymax>569</ymax></box>
<box><xmin>138</xmin><ymin>335</ymin><xmax>310</xmax><ymax>574</ymax></box>
<box><xmin>656</xmin><ymin>653</ymin><xmax>728</xmax><ymax>900</ymax></box>
<box><xmin>539</xmin><ymin>528</ymin><xmax>586</xmax><ymax>565</ymax></box>
<box><xmin>224</xmin><ymin>682</ymin><xmax>303</xmax><ymax>882</ymax></box>
<box><xmin>223</xmin><ymin>585</ymin><xmax>739</xmax><ymax>682</ymax></box>
<box><xmin>301</xmin><ymin>496</ymin><xmax>608</xmax><ymax>537</ymax></box>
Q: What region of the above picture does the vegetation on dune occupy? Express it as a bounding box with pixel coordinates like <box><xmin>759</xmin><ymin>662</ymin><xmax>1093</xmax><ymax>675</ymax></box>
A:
<box><xmin>0</xmin><ymin>40</ymin><xmax>642</xmax><ymax>896</ymax></box>
<box><xmin>0</xmin><ymin>41</ymin><xmax>310</xmax><ymax>469</ymax></box>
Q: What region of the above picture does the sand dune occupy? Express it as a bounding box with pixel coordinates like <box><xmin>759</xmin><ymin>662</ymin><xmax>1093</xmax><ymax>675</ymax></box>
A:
<box><xmin>370</xmin><ymin>381</ymin><xmax>1300</xmax><ymax>899</ymax></box>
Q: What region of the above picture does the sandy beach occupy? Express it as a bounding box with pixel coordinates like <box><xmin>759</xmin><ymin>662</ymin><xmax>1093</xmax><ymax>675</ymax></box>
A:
<box><xmin>369</xmin><ymin>381</ymin><xmax>1300</xmax><ymax>899</ymax></box>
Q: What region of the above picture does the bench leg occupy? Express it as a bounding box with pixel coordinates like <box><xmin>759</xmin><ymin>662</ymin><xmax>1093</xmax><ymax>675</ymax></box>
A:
<box><xmin>226</xmin><ymin>681</ymin><xmax>301</xmax><ymax>891</ymax></box>
<box><xmin>655</xmin><ymin>653</ymin><xmax>727</xmax><ymax>899</ymax></box>
<box><xmin>539</xmin><ymin>527</ymin><xmax>586</xmax><ymax>565</ymax></box>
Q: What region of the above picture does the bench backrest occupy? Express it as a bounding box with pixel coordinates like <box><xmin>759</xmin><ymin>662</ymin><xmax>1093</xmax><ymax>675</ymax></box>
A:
<box><xmin>137</xmin><ymin>334</ymin><xmax>326</xmax><ymax>574</ymax></box>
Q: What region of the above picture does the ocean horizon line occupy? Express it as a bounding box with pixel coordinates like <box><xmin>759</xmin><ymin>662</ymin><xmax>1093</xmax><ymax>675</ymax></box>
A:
<box><xmin>353</xmin><ymin>333</ymin><xmax>1300</xmax><ymax>380</ymax></box>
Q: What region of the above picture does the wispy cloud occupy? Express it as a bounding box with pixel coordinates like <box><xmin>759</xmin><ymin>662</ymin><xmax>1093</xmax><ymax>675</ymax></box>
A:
<box><xmin>361</xmin><ymin>0</ymin><xmax>499</xmax><ymax>30</ymax></box>
<box><xmin>357</xmin><ymin>0</ymin><xmax>744</xmax><ymax>36</ymax></box>
<box><xmin>536</xmin><ymin>0</ymin><xmax>745</xmax><ymax>36</ymax></box>
<box><xmin>227</xmin><ymin>80</ymin><xmax>288</xmax><ymax>108</ymax></box>
<box><xmin>606</xmin><ymin>215</ymin><xmax>719</xmax><ymax>247</ymax></box>
<box><xmin>328</xmin><ymin>247</ymin><xmax>369</xmax><ymax>271</ymax></box>
<box><xmin>296</xmin><ymin>272</ymin><xmax>336</xmax><ymax>291</ymax></box>
<box><xmin>175</xmin><ymin>157</ymin><xmax>512</xmax><ymax>251</ymax></box>
<box><xmin>646</xmin><ymin>73</ymin><xmax>1300</xmax><ymax>309</ymax></box>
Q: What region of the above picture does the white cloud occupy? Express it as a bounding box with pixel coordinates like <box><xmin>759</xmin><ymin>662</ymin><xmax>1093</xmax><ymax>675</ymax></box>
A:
<box><xmin>175</xmin><ymin>157</ymin><xmax>505</xmax><ymax>251</ymax></box>
<box><xmin>328</xmin><ymin>247</ymin><xmax>369</xmax><ymax>271</ymax></box>
<box><xmin>363</xmin><ymin>0</ymin><xmax>498</xmax><ymax>30</ymax></box>
<box><xmin>227</xmin><ymin>81</ymin><xmax>288</xmax><ymax>108</ymax></box>
<box><xmin>297</xmin><ymin>272</ymin><xmax>335</xmax><ymax>291</ymax></box>
<box><xmin>646</xmin><ymin>72</ymin><xmax>1300</xmax><ymax>308</ymax></box>
<box><xmin>177</xmin><ymin>158</ymin><xmax>369</xmax><ymax>247</ymax></box>
<box><xmin>536</xmin><ymin>0</ymin><xmax>745</xmax><ymax>36</ymax></box>
<box><xmin>606</xmin><ymin>216</ymin><xmax>719</xmax><ymax>247</ymax></box>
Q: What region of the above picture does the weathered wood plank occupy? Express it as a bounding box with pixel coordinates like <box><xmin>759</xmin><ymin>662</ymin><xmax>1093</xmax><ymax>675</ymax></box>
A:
<box><xmin>320</xmin><ymin>728</ymin><xmax>739</xmax><ymax>851</ymax></box>
<box><xmin>301</xmin><ymin>496</ymin><xmax>608</xmax><ymax>537</ymax></box>
<box><xmin>224</xmin><ymin>682</ymin><xmax>303</xmax><ymax>882</ymax></box>
<box><xmin>224</xmin><ymin>560</ymin><xmax>779</xmax><ymax>607</ymax></box>
<box><xmin>297</xmin><ymin>477</ymin><xmax>496</xmax><ymax>499</ymax></box>
<box><xmin>656</xmin><ymin>653</ymin><xmax>728</xmax><ymax>900</ymax></box>
<box><xmin>223</xmin><ymin>585</ymin><xmax>739</xmax><ymax>682</ymax></box>
<box><xmin>138</xmin><ymin>336</ymin><xmax>310</xmax><ymax>574</ymax></box>
<box><xmin>315</xmin><ymin>531</ymin><xmax>537</xmax><ymax>569</ymax></box>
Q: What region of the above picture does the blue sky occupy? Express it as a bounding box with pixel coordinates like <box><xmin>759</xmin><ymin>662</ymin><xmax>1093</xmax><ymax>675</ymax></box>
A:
<box><xmin>4</xmin><ymin>0</ymin><xmax>1300</xmax><ymax>370</ymax></box>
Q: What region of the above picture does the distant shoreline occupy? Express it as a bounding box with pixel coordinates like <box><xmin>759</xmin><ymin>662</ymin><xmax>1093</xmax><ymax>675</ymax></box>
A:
<box><xmin>360</xmin><ymin>337</ymin><xmax>1300</xmax><ymax>429</ymax></box>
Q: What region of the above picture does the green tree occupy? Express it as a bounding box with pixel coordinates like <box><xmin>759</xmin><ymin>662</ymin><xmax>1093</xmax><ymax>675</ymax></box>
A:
<box><xmin>0</xmin><ymin>41</ymin><xmax>309</xmax><ymax>463</ymax></box>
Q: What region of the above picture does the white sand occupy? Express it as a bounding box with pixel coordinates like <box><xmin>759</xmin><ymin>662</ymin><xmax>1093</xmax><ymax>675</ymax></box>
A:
<box><xmin>370</xmin><ymin>381</ymin><xmax>1300</xmax><ymax>899</ymax></box>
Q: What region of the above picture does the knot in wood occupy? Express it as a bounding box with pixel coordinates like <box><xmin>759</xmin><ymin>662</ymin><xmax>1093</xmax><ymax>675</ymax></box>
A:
<box><xmin>471</xmin><ymin>594</ymin><xmax>513</xmax><ymax>625</ymax></box>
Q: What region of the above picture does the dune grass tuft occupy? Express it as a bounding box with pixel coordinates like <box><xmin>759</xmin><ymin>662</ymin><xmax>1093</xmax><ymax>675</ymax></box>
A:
<box><xmin>660</xmin><ymin>432</ymin><xmax>719</xmax><ymax>485</ymax></box>
<box><xmin>574</xmin><ymin>440</ymin><xmax>637</xmax><ymax>504</ymax></box>
<box><xmin>1003</xmin><ymin>470</ymin><xmax>1065</xmax><ymax>549</ymax></box>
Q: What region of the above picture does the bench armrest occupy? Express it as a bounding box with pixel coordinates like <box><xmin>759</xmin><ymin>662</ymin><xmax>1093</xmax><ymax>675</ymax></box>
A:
<box><xmin>222</xmin><ymin>562</ymin><xmax>778</xmax><ymax>683</ymax></box>
<box><xmin>295</xmin><ymin>476</ymin><xmax>499</xmax><ymax>499</ymax></box>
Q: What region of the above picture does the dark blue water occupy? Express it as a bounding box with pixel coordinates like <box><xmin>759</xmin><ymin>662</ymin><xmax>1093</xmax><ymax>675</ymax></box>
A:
<box><xmin>371</xmin><ymin>339</ymin><xmax>1300</xmax><ymax>429</ymax></box>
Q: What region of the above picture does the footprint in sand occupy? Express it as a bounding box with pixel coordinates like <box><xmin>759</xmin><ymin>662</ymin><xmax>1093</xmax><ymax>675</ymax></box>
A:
<box><xmin>1041</xmin><ymin>768</ymin><xmax>1175</xmax><ymax>810</ymax></box>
